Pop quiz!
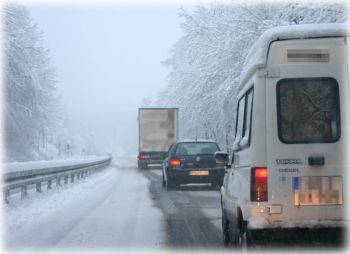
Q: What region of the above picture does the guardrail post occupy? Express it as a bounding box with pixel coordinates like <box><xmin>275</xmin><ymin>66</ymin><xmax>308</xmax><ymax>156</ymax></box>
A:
<box><xmin>4</xmin><ymin>188</ymin><xmax>9</xmax><ymax>204</ymax></box>
<box><xmin>36</xmin><ymin>182</ymin><xmax>42</xmax><ymax>193</ymax></box>
<box><xmin>56</xmin><ymin>177</ymin><xmax>61</xmax><ymax>186</ymax></box>
<box><xmin>4</xmin><ymin>157</ymin><xmax>112</xmax><ymax>204</ymax></box>
<box><xmin>48</xmin><ymin>180</ymin><xmax>52</xmax><ymax>189</ymax></box>
<box><xmin>21</xmin><ymin>185</ymin><xmax>27</xmax><ymax>199</ymax></box>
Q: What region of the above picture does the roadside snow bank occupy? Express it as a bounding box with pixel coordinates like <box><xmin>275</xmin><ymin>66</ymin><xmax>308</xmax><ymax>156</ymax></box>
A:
<box><xmin>4</xmin><ymin>156</ymin><xmax>110</xmax><ymax>173</ymax></box>
<box><xmin>5</xmin><ymin>165</ymin><xmax>117</xmax><ymax>237</ymax></box>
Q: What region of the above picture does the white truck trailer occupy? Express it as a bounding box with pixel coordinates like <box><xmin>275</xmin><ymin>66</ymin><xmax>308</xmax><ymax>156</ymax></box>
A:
<box><xmin>138</xmin><ymin>108</ymin><xmax>178</xmax><ymax>169</ymax></box>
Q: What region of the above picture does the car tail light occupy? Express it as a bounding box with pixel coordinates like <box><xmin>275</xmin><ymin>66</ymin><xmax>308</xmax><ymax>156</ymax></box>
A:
<box><xmin>169</xmin><ymin>158</ymin><xmax>181</xmax><ymax>167</ymax></box>
<box><xmin>251</xmin><ymin>167</ymin><xmax>268</xmax><ymax>201</ymax></box>
<box><xmin>138</xmin><ymin>153</ymin><xmax>149</xmax><ymax>160</ymax></box>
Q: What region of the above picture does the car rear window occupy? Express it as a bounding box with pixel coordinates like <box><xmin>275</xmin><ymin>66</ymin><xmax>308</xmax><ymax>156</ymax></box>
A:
<box><xmin>175</xmin><ymin>142</ymin><xmax>220</xmax><ymax>156</ymax></box>
<box><xmin>277</xmin><ymin>77</ymin><xmax>340</xmax><ymax>143</ymax></box>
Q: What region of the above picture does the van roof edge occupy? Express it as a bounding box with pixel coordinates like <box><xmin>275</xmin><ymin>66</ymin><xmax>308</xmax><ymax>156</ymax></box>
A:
<box><xmin>239</xmin><ymin>23</ymin><xmax>350</xmax><ymax>87</ymax></box>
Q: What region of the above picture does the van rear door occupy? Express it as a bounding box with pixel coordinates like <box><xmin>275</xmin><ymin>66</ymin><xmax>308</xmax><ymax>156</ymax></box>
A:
<box><xmin>265</xmin><ymin>37</ymin><xmax>348</xmax><ymax>223</ymax></box>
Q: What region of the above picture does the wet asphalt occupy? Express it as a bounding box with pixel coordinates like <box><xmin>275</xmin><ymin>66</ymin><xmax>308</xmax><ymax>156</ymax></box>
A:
<box><xmin>140</xmin><ymin>168</ymin><xmax>225</xmax><ymax>250</ymax></box>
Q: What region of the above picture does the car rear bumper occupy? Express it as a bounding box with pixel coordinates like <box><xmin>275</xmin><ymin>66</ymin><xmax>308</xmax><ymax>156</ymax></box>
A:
<box><xmin>166</xmin><ymin>168</ymin><xmax>225</xmax><ymax>185</ymax></box>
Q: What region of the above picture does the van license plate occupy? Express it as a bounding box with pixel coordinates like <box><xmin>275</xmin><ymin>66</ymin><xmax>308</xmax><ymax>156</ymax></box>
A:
<box><xmin>190</xmin><ymin>171</ymin><xmax>209</xmax><ymax>176</ymax></box>
<box><xmin>293</xmin><ymin>176</ymin><xmax>343</xmax><ymax>206</ymax></box>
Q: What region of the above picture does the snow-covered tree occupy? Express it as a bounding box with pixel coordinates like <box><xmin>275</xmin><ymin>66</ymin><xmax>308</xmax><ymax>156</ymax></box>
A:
<box><xmin>4</xmin><ymin>4</ymin><xmax>101</xmax><ymax>162</ymax></box>
<box><xmin>4</xmin><ymin>4</ymin><xmax>59</xmax><ymax>161</ymax></box>
<box><xmin>156</xmin><ymin>2</ymin><xmax>347</xmax><ymax>152</ymax></box>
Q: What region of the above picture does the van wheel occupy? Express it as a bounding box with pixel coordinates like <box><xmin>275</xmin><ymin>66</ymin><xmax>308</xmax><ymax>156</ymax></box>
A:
<box><xmin>222</xmin><ymin>210</ymin><xmax>231</xmax><ymax>246</ymax></box>
<box><xmin>222</xmin><ymin>210</ymin><xmax>238</xmax><ymax>247</ymax></box>
<box><xmin>239</xmin><ymin>222</ymin><xmax>248</xmax><ymax>249</ymax></box>
<box><xmin>222</xmin><ymin>211</ymin><xmax>241</xmax><ymax>247</ymax></box>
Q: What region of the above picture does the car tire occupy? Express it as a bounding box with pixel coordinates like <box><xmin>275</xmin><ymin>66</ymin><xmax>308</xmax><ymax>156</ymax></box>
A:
<box><xmin>166</xmin><ymin>178</ymin><xmax>174</xmax><ymax>191</ymax></box>
<box><xmin>212</xmin><ymin>182</ymin><xmax>221</xmax><ymax>190</ymax></box>
<box><xmin>162</xmin><ymin>172</ymin><xmax>166</xmax><ymax>188</ymax></box>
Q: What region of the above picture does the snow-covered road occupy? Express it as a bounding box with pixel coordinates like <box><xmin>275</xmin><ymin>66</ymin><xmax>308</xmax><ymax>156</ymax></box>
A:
<box><xmin>5</xmin><ymin>157</ymin><xmax>165</xmax><ymax>251</ymax></box>
<box><xmin>6</xmin><ymin>156</ymin><xmax>334</xmax><ymax>251</ymax></box>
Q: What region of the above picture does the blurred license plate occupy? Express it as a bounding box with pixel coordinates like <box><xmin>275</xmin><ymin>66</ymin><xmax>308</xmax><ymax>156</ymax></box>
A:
<box><xmin>190</xmin><ymin>170</ymin><xmax>209</xmax><ymax>176</ymax></box>
<box><xmin>293</xmin><ymin>176</ymin><xmax>343</xmax><ymax>206</ymax></box>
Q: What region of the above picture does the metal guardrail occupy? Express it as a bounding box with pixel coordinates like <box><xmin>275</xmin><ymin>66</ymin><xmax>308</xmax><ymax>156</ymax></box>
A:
<box><xmin>3</xmin><ymin>156</ymin><xmax>112</xmax><ymax>203</ymax></box>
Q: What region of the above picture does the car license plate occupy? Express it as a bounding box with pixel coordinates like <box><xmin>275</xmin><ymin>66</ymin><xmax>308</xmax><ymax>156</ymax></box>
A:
<box><xmin>190</xmin><ymin>170</ymin><xmax>209</xmax><ymax>176</ymax></box>
<box><xmin>293</xmin><ymin>176</ymin><xmax>343</xmax><ymax>206</ymax></box>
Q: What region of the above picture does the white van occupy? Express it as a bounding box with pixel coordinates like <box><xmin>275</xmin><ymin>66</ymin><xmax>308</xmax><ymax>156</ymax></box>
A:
<box><xmin>217</xmin><ymin>23</ymin><xmax>349</xmax><ymax>247</ymax></box>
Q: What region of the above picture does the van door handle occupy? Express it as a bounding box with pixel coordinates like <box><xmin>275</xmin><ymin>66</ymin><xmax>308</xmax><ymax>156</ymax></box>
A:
<box><xmin>308</xmin><ymin>154</ymin><xmax>325</xmax><ymax>166</ymax></box>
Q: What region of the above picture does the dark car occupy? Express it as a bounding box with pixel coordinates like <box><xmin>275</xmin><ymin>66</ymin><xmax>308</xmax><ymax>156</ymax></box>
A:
<box><xmin>162</xmin><ymin>140</ymin><xmax>225</xmax><ymax>190</ymax></box>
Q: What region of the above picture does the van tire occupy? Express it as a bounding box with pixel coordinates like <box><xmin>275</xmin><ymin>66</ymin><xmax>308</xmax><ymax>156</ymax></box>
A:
<box><xmin>222</xmin><ymin>211</ymin><xmax>240</xmax><ymax>247</ymax></box>
<box><xmin>239</xmin><ymin>222</ymin><xmax>248</xmax><ymax>249</ymax></box>
<box><xmin>222</xmin><ymin>210</ymin><xmax>231</xmax><ymax>246</ymax></box>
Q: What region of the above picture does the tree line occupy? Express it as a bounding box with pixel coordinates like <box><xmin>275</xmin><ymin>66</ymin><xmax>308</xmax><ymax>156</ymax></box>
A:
<box><xmin>154</xmin><ymin>2</ymin><xmax>347</xmax><ymax>153</ymax></box>
<box><xmin>4</xmin><ymin>4</ymin><xmax>100</xmax><ymax>162</ymax></box>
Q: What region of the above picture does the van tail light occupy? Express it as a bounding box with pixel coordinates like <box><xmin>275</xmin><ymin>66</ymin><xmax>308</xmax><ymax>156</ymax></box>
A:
<box><xmin>251</xmin><ymin>167</ymin><xmax>268</xmax><ymax>201</ymax></box>
<box><xmin>138</xmin><ymin>153</ymin><xmax>149</xmax><ymax>160</ymax></box>
<box><xmin>169</xmin><ymin>158</ymin><xmax>181</xmax><ymax>167</ymax></box>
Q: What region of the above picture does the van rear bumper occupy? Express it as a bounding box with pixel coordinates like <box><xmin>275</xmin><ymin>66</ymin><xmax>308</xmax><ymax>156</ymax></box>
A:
<box><xmin>248</xmin><ymin>226</ymin><xmax>346</xmax><ymax>247</ymax></box>
<box><xmin>248</xmin><ymin>217</ymin><xmax>347</xmax><ymax>230</ymax></box>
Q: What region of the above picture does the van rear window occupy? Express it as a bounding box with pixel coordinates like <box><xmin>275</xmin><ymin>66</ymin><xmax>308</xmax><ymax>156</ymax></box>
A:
<box><xmin>277</xmin><ymin>78</ymin><xmax>340</xmax><ymax>143</ymax></box>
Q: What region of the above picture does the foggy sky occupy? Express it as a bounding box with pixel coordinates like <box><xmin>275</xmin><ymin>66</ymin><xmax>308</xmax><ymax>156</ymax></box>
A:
<box><xmin>27</xmin><ymin>4</ymin><xmax>186</xmax><ymax>155</ymax></box>
<box><xmin>28</xmin><ymin>4</ymin><xmax>183</xmax><ymax>114</ymax></box>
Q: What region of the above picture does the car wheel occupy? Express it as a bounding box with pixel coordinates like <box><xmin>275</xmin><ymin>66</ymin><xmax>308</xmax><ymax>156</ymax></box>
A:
<box><xmin>166</xmin><ymin>178</ymin><xmax>173</xmax><ymax>191</ymax></box>
<box><xmin>212</xmin><ymin>182</ymin><xmax>221</xmax><ymax>190</ymax></box>
<box><xmin>162</xmin><ymin>172</ymin><xmax>166</xmax><ymax>188</ymax></box>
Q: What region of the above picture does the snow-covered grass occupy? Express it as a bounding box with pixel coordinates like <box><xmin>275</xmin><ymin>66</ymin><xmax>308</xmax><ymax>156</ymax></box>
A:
<box><xmin>4</xmin><ymin>157</ymin><xmax>166</xmax><ymax>251</ymax></box>
<box><xmin>4</xmin><ymin>165</ymin><xmax>117</xmax><ymax>240</ymax></box>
